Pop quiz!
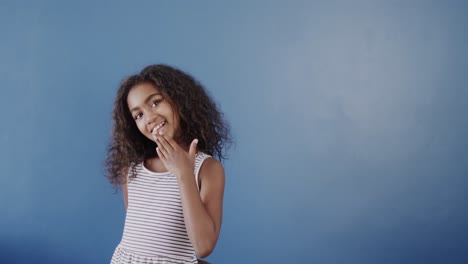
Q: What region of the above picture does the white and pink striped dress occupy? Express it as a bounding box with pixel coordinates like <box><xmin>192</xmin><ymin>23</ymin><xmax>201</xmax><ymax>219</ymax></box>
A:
<box><xmin>111</xmin><ymin>152</ymin><xmax>212</xmax><ymax>264</ymax></box>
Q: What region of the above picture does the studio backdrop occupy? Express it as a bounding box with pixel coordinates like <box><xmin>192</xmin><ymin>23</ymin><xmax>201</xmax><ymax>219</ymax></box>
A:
<box><xmin>1</xmin><ymin>1</ymin><xmax>467</xmax><ymax>263</ymax></box>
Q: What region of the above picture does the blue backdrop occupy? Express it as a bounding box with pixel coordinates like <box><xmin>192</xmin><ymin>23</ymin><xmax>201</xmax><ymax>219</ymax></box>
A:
<box><xmin>1</xmin><ymin>1</ymin><xmax>467</xmax><ymax>263</ymax></box>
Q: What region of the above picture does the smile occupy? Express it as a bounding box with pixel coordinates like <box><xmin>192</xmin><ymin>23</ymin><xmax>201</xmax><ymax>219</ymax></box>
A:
<box><xmin>151</xmin><ymin>121</ymin><xmax>167</xmax><ymax>134</ymax></box>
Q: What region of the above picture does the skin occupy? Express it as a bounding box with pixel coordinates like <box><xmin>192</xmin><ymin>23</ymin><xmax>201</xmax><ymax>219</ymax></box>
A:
<box><xmin>125</xmin><ymin>82</ymin><xmax>225</xmax><ymax>258</ymax></box>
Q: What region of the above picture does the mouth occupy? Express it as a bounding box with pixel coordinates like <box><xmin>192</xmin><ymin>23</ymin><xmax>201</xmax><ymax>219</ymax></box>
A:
<box><xmin>151</xmin><ymin>120</ymin><xmax>167</xmax><ymax>134</ymax></box>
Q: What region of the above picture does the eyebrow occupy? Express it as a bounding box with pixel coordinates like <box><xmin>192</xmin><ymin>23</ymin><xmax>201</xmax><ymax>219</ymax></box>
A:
<box><xmin>130</xmin><ymin>93</ymin><xmax>162</xmax><ymax>113</ymax></box>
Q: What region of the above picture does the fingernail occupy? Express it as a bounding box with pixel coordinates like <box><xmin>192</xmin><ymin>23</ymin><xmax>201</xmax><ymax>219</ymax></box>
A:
<box><xmin>194</xmin><ymin>139</ymin><xmax>199</xmax><ymax>144</ymax></box>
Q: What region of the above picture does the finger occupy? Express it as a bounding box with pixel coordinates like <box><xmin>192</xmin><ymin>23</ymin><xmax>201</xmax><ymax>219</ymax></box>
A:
<box><xmin>156</xmin><ymin>136</ymin><xmax>169</xmax><ymax>155</ymax></box>
<box><xmin>159</xmin><ymin>131</ymin><xmax>179</xmax><ymax>149</ymax></box>
<box><xmin>156</xmin><ymin>146</ymin><xmax>166</xmax><ymax>159</ymax></box>
<box><xmin>151</xmin><ymin>130</ymin><xmax>159</xmax><ymax>143</ymax></box>
<box><xmin>189</xmin><ymin>138</ymin><xmax>198</xmax><ymax>157</ymax></box>
<box><xmin>159</xmin><ymin>132</ymin><xmax>176</xmax><ymax>151</ymax></box>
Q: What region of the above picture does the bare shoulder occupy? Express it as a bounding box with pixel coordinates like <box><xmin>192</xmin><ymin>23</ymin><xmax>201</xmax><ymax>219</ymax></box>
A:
<box><xmin>199</xmin><ymin>156</ymin><xmax>225</xmax><ymax>183</ymax></box>
<box><xmin>198</xmin><ymin>156</ymin><xmax>225</xmax><ymax>197</ymax></box>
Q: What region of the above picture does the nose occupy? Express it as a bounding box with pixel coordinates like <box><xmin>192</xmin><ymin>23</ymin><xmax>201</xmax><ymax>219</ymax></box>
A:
<box><xmin>146</xmin><ymin>116</ymin><xmax>158</xmax><ymax>126</ymax></box>
<box><xmin>144</xmin><ymin>110</ymin><xmax>159</xmax><ymax>125</ymax></box>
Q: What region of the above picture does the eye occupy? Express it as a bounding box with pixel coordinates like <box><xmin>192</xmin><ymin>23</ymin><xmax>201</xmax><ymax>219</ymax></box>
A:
<box><xmin>151</xmin><ymin>99</ymin><xmax>162</xmax><ymax>108</ymax></box>
<box><xmin>134</xmin><ymin>113</ymin><xmax>143</xmax><ymax>120</ymax></box>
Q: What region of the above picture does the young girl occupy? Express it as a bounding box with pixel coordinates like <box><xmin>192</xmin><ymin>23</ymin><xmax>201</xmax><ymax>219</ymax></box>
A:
<box><xmin>106</xmin><ymin>64</ymin><xmax>231</xmax><ymax>264</ymax></box>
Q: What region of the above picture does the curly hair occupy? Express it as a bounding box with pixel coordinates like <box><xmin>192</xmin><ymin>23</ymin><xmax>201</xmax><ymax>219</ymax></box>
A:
<box><xmin>105</xmin><ymin>64</ymin><xmax>232</xmax><ymax>189</ymax></box>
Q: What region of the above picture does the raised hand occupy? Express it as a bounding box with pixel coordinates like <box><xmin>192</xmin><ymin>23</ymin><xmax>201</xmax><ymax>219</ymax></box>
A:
<box><xmin>153</xmin><ymin>130</ymin><xmax>198</xmax><ymax>179</ymax></box>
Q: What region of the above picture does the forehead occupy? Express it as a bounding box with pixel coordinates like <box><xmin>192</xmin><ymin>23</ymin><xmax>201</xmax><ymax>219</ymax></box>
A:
<box><xmin>127</xmin><ymin>82</ymin><xmax>162</xmax><ymax>110</ymax></box>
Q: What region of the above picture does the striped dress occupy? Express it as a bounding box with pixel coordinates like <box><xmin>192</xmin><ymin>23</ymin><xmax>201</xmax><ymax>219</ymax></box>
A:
<box><xmin>111</xmin><ymin>152</ymin><xmax>212</xmax><ymax>264</ymax></box>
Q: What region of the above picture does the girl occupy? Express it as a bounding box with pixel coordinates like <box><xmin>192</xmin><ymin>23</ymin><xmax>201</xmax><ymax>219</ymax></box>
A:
<box><xmin>106</xmin><ymin>64</ymin><xmax>231</xmax><ymax>264</ymax></box>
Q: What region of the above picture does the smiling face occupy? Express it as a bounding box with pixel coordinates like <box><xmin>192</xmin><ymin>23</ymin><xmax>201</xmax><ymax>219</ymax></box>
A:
<box><xmin>127</xmin><ymin>82</ymin><xmax>180</xmax><ymax>143</ymax></box>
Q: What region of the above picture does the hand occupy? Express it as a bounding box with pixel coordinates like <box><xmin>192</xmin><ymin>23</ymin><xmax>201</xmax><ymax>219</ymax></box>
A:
<box><xmin>153</xmin><ymin>130</ymin><xmax>198</xmax><ymax>179</ymax></box>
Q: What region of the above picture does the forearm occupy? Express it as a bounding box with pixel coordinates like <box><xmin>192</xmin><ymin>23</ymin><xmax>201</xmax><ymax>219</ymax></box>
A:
<box><xmin>177</xmin><ymin>172</ymin><xmax>217</xmax><ymax>257</ymax></box>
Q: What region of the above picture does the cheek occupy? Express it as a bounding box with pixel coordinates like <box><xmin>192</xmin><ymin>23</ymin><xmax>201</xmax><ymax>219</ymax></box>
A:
<box><xmin>172</xmin><ymin>118</ymin><xmax>182</xmax><ymax>137</ymax></box>
<box><xmin>136</xmin><ymin>122</ymin><xmax>147</xmax><ymax>135</ymax></box>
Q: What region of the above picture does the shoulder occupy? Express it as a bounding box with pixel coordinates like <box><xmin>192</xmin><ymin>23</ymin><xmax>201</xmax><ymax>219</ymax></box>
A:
<box><xmin>198</xmin><ymin>155</ymin><xmax>225</xmax><ymax>187</ymax></box>
<box><xmin>202</xmin><ymin>156</ymin><xmax>224</xmax><ymax>173</ymax></box>
<box><xmin>198</xmin><ymin>152</ymin><xmax>224</xmax><ymax>174</ymax></box>
<box><xmin>123</xmin><ymin>162</ymin><xmax>144</xmax><ymax>182</ymax></box>
<box><xmin>197</xmin><ymin>156</ymin><xmax>225</xmax><ymax>207</ymax></box>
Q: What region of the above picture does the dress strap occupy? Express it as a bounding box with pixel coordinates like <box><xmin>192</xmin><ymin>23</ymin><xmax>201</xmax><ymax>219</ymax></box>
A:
<box><xmin>194</xmin><ymin>152</ymin><xmax>212</xmax><ymax>191</ymax></box>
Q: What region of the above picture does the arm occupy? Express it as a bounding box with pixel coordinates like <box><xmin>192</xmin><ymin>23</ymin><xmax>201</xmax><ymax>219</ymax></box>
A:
<box><xmin>177</xmin><ymin>157</ymin><xmax>225</xmax><ymax>258</ymax></box>
<box><xmin>153</xmin><ymin>133</ymin><xmax>225</xmax><ymax>258</ymax></box>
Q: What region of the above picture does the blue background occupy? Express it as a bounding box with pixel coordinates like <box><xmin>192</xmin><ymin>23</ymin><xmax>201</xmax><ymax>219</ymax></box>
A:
<box><xmin>1</xmin><ymin>1</ymin><xmax>467</xmax><ymax>263</ymax></box>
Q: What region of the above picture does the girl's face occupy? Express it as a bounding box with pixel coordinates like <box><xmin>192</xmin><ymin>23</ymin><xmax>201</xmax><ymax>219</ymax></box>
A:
<box><xmin>127</xmin><ymin>82</ymin><xmax>180</xmax><ymax>143</ymax></box>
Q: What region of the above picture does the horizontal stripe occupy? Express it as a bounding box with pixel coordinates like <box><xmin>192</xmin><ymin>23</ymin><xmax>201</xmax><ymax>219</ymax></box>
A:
<box><xmin>122</xmin><ymin>233</ymin><xmax>193</xmax><ymax>251</ymax></box>
<box><xmin>125</xmin><ymin>214</ymin><xmax>186</xmax><ymax>228</ymax></box>
<box><xmin>112</xmin><ymin>152</ymin><xmax>211</xmax><ymax>263</ymax></box>
<box><xmin>120</xmin><ymin>238</ymin><xmax>195</xmax><ymax>258</ymax></box>
<box><xmin>124</xmin><ymin>224</ymin><xmax>191</xmax><ymax>240</ymax></box>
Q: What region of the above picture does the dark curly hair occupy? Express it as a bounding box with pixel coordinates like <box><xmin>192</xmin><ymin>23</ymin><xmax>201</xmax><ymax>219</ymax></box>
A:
<box><xmin>105</xmin><ymin>64</ymin><xmax>232</xmax><ymax>188</ymax></box>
